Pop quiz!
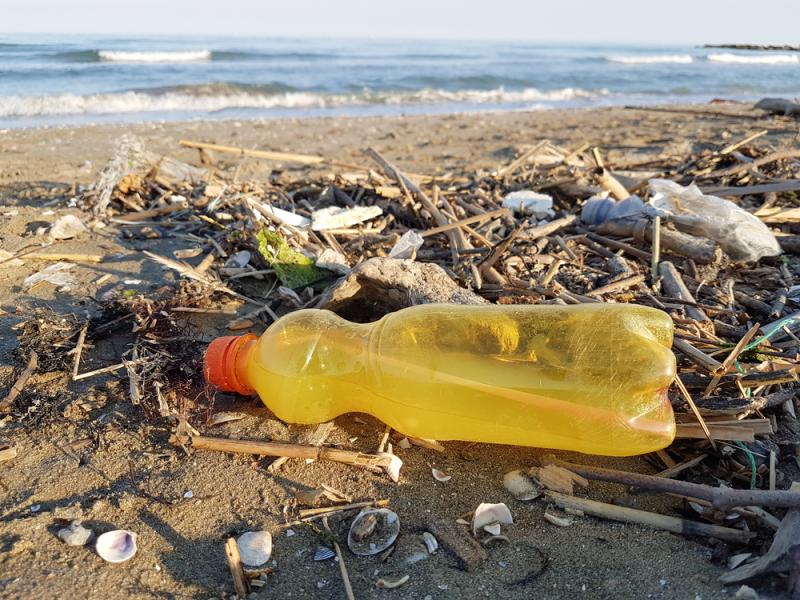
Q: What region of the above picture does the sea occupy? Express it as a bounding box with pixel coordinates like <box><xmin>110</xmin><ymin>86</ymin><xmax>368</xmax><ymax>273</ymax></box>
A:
<box><xmin>1</xmin><ymin>35</ymin><xmax>799</xmax><ymax>129</ymax></box>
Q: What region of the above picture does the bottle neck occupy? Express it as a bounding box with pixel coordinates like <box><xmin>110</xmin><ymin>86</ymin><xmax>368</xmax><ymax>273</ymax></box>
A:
<box><xmin>204</xmin><ymin>334</ymin><xmax>257</xmax><ymax>395</ymax></box>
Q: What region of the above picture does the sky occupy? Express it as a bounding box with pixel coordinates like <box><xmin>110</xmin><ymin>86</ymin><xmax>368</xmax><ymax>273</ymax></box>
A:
<box><xmin>2</xmin><ymin>0</ymin><xmax>798</xmax><ymax>45</ymax></box>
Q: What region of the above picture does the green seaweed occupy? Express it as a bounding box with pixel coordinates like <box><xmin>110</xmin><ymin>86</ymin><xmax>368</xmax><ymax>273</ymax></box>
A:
<box><xmin>256</xmin><ymin>229</ymin><xmax>324</xmax><ymax>288</ymax></box>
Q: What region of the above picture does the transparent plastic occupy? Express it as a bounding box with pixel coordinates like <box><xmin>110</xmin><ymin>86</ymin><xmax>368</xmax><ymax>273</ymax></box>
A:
<box><xmin>210</xmin><ymin>304</ymin><xmax>677</xmax><ymax>456</ymax></box>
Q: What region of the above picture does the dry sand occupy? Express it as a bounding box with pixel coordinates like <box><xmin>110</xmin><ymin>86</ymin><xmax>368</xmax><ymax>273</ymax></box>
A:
<box><xmin>1</xmin><ymin>105</ymin><xmax>797</xmax><ymax>599</ymax></box>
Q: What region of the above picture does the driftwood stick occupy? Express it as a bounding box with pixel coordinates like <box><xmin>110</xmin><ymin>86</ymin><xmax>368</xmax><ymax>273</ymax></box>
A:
<box><xmin>598</xmin><ymin>219</ymin><xmax>719</xmax><ymax>265</ymax></box>
<box><xmin>299</xmin><ymin>499</ymin><xmax>390</xmax><ymax>520</ymax></box>
<box><xmin>183</xmin><ymin>434</ymin><xmax>394</xmax><ymax>472</ymax></box>
<box><xmin>323</xmin><ymin>516</ymin><xmax>356</xmax><ymax>600</ymax></box>
<box><xmin>659</xmin><ymin>262</ymin><xmax>709</xmax><ymax>322</ymax></box>
<box><xmin>525</xmin><ymin>215</ymin><xmax>577</xmax><ymax>241</ymax></box>
<box><xmin>586</xmin><ymin>274</ymin><xmax>645</xmax><ymax>297</ymax></box>
<box><xmin>0</xmin><ymin>351</ymin><xmax>39</xmax><ymax>413</ymax></box>
<box><xmin>702</xmin><ymin>323</ymin><xmax>761</xmax><ymax>397</ymax></box>
<box><xmin>180</xmin><ymin>139</ymin><xmax>367</xmax><ymax>172</ymax></box>
<box><xmin>224</xmin><ymin>537</ymin><xmax>251</xmax><ymax>597</ymax></box>
<box><xmin>675</xmin><ymin>375</ymin><xmax>716</xmax><ymax>449</ymax></box>
<box><xmin>707</xmin><ymin>149</ymin><xmax>800</xmax><ymax>178</ymax></box>
<box><xmin>71</xmin><ymin>324</ymin><xmax>88</xmax><ymax>381</ymax></box>
<box><xmin>542</xmin><ymin>456</ymin><xmax>800</xmax><ymax>511</ymax></box>
<box><xmin>672</xmin><ymin>338</ymin><xmax>724</xmax><ymax>373</ymax></box>
<box><xmin>546</xmin><ymin>491</ymin><xmax>752</xmax><ymax>544</ymax></box>
<box><xmin>419</xmin><ymin>208</ymin><xmax>510</xmax><ymax>238</ymax></box>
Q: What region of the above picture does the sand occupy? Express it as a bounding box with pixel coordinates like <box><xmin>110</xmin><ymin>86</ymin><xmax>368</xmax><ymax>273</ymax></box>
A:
<box><xmin>1</xmin><ymin>105</ymin><xmax>796</xmax><ymax>599</ymax></box>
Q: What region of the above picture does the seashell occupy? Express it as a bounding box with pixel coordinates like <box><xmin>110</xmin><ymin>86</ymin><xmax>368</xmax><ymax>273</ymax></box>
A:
<box><xmin>208</xmin><ymin>411</ymin><xmax>247</xmax><ymax>426</ymax></box>
<box><xmin>57</xmin><ymin>521</ymin><xmax>93</xmax><ymax>546</ymax></box>
<box><xmin>347</xmin><ymin>508</ymin><xmax>400</xmax><ymax>556</ymax></box>
<box><xmin>481</xmin><ymin>535</ymin><xmax>510</xmax><ymax>546</ymax></box>
<box><xmin>432</xmin><ymin>468</ymin><xmax>451</xmax><ymax>482</ymax></box>
<box><xmin>543</xmin><ymin>510</ymin><xmax>573</xmax><ymax>527</ymax></box>
<box><xmin>380</xmin><ymin>452</ymin><xmax>403</xmax><ymax>483</ymax></box>
<box><xmin>483</xmin><ymin>523</ymin><xmax>501</xmax><ymax>536</ymax></box>
<box><xmin>225</xmin><ymin>250</ymin><xmax>251</xmax><ymax>269</ymax></box>
<box><xmin>95</xmin><ymin>530</ymin><xmax>137</xmax><ymax>563</ymax></box>
<box><xmin>236</xmin><ymin>531</ymin><xmax>273</xmax><ymax>567</ymax></box>
<box><xmin>503</xmin><ymin>469</ymin><xmax>541</xmax><ymax>501</ymax></box>
<box><xmin>472</xmin><ymin>503</ymin><xmax>513</xmax><ymax>535</ymax></box>
<box><xmin>422</xmin><ymin>532</ymin><xmax>438</xmax><ymax>554</ymax></box>
<box><xmin>728</xmin><ymin>553</ymin><xmax>753</xmax><ymax>570</ymax></box>
<box><xmin>314</xmin><ymin>546</ymin><xmax>336</xmax><ymax>561</ymax></box>
<box><xmin>397</xmin><ymin>437</ymin><xmax>412</xmax><ymax>450</ymax></box>
<box><xmin>377</xmin><ymin>575</ymin><xmax>409</xmax><ymax>589</ymax></box>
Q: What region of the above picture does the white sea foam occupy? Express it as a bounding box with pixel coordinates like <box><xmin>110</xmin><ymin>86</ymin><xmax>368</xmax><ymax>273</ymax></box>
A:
<box><xmin>98</xmin><ymin>50</ymin><xmax>212</xmax><ymax>63</ymax></box>
<box><xmin>707</xmin><ymin>53</ymin><xmax>800</xmax><ymax>64</ymax></box>
<box><xmin>0</xmin><ymin>87</ymin><xmax>608</xmax><ymax>118</ymax></box>
<box><xmin>608</xmin><ymin>55</ymin><xmax>694</xmax><ymax>64</ymax></box>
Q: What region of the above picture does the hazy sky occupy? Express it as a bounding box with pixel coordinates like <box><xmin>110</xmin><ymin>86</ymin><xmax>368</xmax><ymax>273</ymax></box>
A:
<box><xmin>2</xmin><ymin>0</ymin><xmax>797</xmax><ymax>45</ymax></box>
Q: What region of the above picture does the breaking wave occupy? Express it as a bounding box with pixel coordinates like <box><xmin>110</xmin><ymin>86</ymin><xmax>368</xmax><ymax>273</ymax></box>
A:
<box><xmin>708</xmin><ymin>53</ymin><xmax>800</xmax><ymax>64</ymax></box>
<box><xmin>0</xmin><ymin>84</ymin><xmax>608</xmax><ymax>117</ymax></box>
<box><xmin>608</xmin><ymin>55</ymin><xmax>694</xmax><ymax>64</ymax></box>
<box><xmin>98</xmin><ymin>50</ymin><xmax>212</xmax><ymax>63</ymax></box>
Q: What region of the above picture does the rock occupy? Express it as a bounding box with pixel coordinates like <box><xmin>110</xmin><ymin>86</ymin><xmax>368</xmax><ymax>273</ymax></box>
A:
<box><xmin>319</xmin><ymin>257</ymin><xmax>485</xmax><ymax>320</ymax></box>
<box><xmin>57</xmin><ymin>521</ymin><xmax>93</xmax><ymax>546</ymax></box>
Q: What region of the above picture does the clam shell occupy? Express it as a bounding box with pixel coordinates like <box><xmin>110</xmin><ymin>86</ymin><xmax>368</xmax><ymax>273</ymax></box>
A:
<box><xmin>314</xmin><ymin>546</ymin><xmax>336</xmax><ymax>562</ymax></box>
<box><xmin>236</xmin><ymin>531</ymin><xmax>273</xmax><ymax>567</ymax></box>
<box><xmin>347</xmin><ymin>508</ymin><xmax>400</xmax><ymax>556</ymax></box>
<box><xmin>503</xmin><ymin>469</ymin><xmax>542</xmax><ymax>501</ymax></box>
<box><xmin>431</xmin><ymin>468</ymin><xmax>451</xmax><ymax>482</ymax></box>
<box><xmin>422</xmin><ymin>532</ymin><xmax>438</xmax><ymax>554</ymax></box>
<box><xmin>95</xmin><ymin>530</ymin><xmax>137</xmax><ymax>563</ymax></box>
<box><xmin>57</xmin><ymin>520</ymin><xmax>93</xmax><ymax>547</ymax></box>
<box><xmin>472</xmin><ymin>503</ymin><xmax>513</xmax><ymax>535</ymax></box>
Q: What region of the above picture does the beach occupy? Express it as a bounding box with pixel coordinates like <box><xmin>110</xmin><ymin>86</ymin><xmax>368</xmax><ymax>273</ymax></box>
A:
<box><xmin>1</xmin><ymin>104</ymin><xmax>798</xmax><ymax>599</ymax></box>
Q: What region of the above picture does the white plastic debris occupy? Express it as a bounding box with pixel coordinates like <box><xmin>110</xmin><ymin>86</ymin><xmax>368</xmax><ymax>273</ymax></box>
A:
<box><xmin>247</xmin><ymin>198</ymin><xmax>311</xmax><ymax>229</ymax></box>
<box><xmin>388</xmin><ymin>230</ymin><xmax>424</xmax><ymax>259</ymax></box>
<box><xmin>311</xmin><ymin>205</ymin><xmax>382</xmax><ymax>231</ymax></box>
<box><xmin>23</xmin><ymin>262</ymin><xmax>76</xmax><ymax>290</ymax></box>
<box><xmin>315</xmin><ymin>248</ymin><xmax>350</xmax><ymax>275</ymax></box>
<box><xmin>224</xmin><ymin>250</ymin><xmax>251</xmax><ymax>269</ymax></box>
<box><xmin>49</xmin><ymin>215</ymin><xmax>87</xmax><ymax>240</ymax></box>
<box><xmin>580</xmin><ymin>194</ymin><xmax>649</xmax><ymax>225</ymax></box>
<box><xmin>649</xmin><ymin>179</ymin><xmax>781</xmax><ymax>262</ymax></box>
<box><xmin>502</xmin><ymin>191</ymin><xmax>554</xmax><ymax>219</ymax></box>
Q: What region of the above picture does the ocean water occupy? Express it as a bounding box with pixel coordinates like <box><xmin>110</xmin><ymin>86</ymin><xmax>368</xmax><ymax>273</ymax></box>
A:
<box><xmin>1</xmin><ymin>35</ymin><xmax>799</xmax><ymax>128</ymax></box>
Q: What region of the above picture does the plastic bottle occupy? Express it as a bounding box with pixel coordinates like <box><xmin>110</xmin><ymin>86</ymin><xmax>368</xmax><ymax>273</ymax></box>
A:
<box><xmin>204</xmin><ymin>304</ymin><xmax>676</xmax><ymax>456</ymax></box>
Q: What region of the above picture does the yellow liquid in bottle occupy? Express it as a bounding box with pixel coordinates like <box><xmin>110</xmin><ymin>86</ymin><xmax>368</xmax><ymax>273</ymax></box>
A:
<box><xmin>236</xmin><ymin>303</ymin><xmax>676</xmax><ymax>456</ymax></box>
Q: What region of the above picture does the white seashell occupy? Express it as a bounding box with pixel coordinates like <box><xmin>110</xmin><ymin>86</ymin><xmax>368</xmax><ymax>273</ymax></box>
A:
<box><xmin>455</xmin><ymin>518</ymin><xmax>470</xmax><ymax>525</ymax></box>
<box><xmin>397</xmin><ymin>437</ymin><xmax>412</xmax><ymax>450</ymax></box>
<box><xmin>208</xmin><ymin>411</ymin><xmax>248</xmax><ymax>426</ymax></box>
<box><xmin>377</xmin><ymin>575</ymin><xmax>409</xmax><ymax>589</ymax></box>
<box><xmin>237</xmin><ymin>531</ymin><xmax>273</xmax><ymax>567</ymax></box>
<box><xmin>472</xmin><ymin>503</ymin><xmax>513</xmax><ymax>535</ymax></box>
<box><xmin>543</xmin><ymin>511</ymin><xmax>573</xmax><ymax>527</ymax></box>
<box><xmin>728</xmin><ymin>553</ymin><xmax>753</xmax><ymax>570</ymax></box>
<box><xmin>58</xmin><ymin>521</ymin><xmax>93</xmax><ymax>546</ymax></box>
<box><xmin>380</xmin><ymin>452</ymin><xmax>403</xmax><ymax>483</ymax></box>
<box><xmin>49</xmin><ymin>215</ymin><xmax>87</xmax><ymax>240</ymax></box>
<box><xmin>314</xmin><ymin>546</ymin><xmax>336</xmax><ymax>561</ymax></box>
<box><xmin>347</xmin><ymin>508</ymin><xmax>400</xmax><ymax>556</ymax></box>
<box><xmin>431</xmin><ymin>468</ymin><xmax>451</xmax><ymax>482</ymax></box>
<box><xmin>503</xmin><ymin>470</ymin><xmax>541</xmax><ymax>501</ymax></box>
<box><xmin>422</xmin><ymin>531</ymin><xmax>438</xmax><ymax>554</ymax></box>
<box><xmin>95</xmin><ymin>530</ymin><xmax>137</xmax><ymax>563</ymax></box>
<box><xmin>483</xmin><ymin>523</ymin><xmax>502</xmax><ymax>536</ymax></box>
<box><xmin>225</xmin><ymin>250</ymin><xmax>251</xmax><ymax>269</ymax></box>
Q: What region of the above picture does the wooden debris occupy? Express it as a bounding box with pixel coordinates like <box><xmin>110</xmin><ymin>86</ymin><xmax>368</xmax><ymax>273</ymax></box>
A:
<box><xmin>427</xmin><ymin>519</ymin><xmax>488</xmax><ymax>571</ymax></box>
<box><xmin>224</xmin><ymin>537</ymin><xmax>251</xmax><ymax>598</ymax></box>
<box><xmin>547</xmin><ymin>491</ymin><xmax>753</xmax><ymax>544</ymax></box>
<box><xmin>0</xmin><ymin>351</ymin><xmax>38</xmax><ymax>413</ymax></box>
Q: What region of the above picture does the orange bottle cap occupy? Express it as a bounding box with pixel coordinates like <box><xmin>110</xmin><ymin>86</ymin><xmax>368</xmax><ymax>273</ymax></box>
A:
<box><xmin>204</xmin><ymin>334</ymin><xmax>257</xmax><ymax>395</ymax></box>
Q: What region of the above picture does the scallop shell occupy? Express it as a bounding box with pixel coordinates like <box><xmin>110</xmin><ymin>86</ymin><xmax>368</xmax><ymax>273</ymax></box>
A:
<box><xmin>57</xmin><ymin>520</ymin><xmax>93</xmax><ymax>546</ymax></box>
<box><xmin>95</xmin><ymin>530</ymin><xmax>137</xmax><ymax>563</ymax></box>
<box><xmin>472</xmin><ymin>503</ymin><xmax>513</xmax><ymax>535</ymax></box>
<box><xmin>503</xmin><ymin>470</ymin><xmax>541</xmax><ymax>501</ymax></box>
<box><xmin>347</xmin><ymin>508</ymin><xmax>400</xmax><ymax>556</ymax></box>
<box><xmin>236</xmin><ymin>531</ymin><xmax>273</xmax><ymax>567</ymax></box>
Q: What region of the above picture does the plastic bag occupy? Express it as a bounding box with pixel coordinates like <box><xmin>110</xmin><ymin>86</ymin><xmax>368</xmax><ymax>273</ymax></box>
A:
<box><xmin>649</xmin><ymin>179</ymin><xmax>781</xmax><ymax>262</ymax></box>
<box><xmin>581</xmin><ymin>194</ymin><xmax>649</xmax><ymax>225</ymax></box>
